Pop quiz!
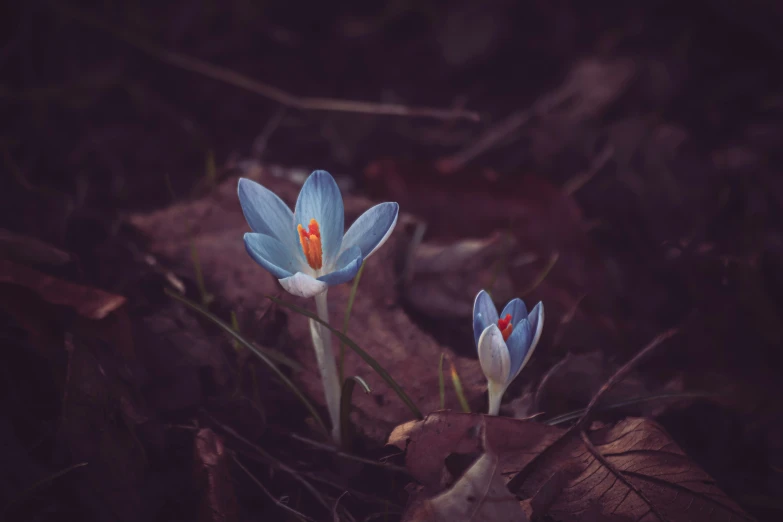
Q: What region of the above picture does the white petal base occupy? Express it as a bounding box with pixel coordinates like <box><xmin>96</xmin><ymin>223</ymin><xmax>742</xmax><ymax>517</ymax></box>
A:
<box><xmin>279</xmin><ymin>272</ymin><xmax>328</xmax><ymax>298</ymax></box>
<box><xmin>477</xmin><ymin>324</ymin><xmax>510</xmax><ymax>385</ymax></box>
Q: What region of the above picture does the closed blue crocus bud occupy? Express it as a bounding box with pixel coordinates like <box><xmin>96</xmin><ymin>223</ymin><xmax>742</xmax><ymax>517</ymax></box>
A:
<box><xmin>238</xmin><ymin>170</ymin><xmax>399</xmax><ymax>298</ymax></box>
<box><xmin>473</xmin><ymin>289</ymin><xmax>544</xmax><ymax>415</ymax></box>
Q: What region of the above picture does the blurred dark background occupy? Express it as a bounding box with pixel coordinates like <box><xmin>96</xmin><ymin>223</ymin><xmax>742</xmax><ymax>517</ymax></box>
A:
<box><xmin>2</xmin><ymin>0</ymin><xmax>783</xmax><ymax>521</ymax></box>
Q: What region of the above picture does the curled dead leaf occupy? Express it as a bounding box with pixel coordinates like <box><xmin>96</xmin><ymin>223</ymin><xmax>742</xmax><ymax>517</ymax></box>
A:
<box><xmin>510</xmin><ymin>417</ymin><xmax>755</xmax><ymax>522</ymax></box>
<box><xmin>392</xmin><ymin>412</ymin><xmax>753</xmax><ymax>522</ymax></box>
<box><xmin>389</xmin><ymin>411</ymin><xmax>563</xmax><ymax>494</ymax></box>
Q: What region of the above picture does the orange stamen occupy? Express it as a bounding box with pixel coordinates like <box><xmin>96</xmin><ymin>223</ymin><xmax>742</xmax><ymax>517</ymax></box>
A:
<box><xmin>497</xmin><ymin>313</ymin><xmax>513</xmax><ymax>341</ymax></box>
<box><xmin>297</xmin><ymin>218</ymin><xmax>323</xmax><ymax>270</ymax></box>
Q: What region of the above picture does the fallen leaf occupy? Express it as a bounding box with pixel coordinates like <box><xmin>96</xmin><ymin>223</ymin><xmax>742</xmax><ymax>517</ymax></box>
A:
<box><xmin>392</xmin><ymin>412</ymin><xmax>753</xmax><ymax>522</ymax></box>
<box><xmin>510</xmin><ymin>417</ymin><xmax>755</xmax><ymax>522</ymax></box>
<box><xmin>397</xmin><ymin>413</ymin><xmax>557</xmax><ymax>521</ymax></box>
<box><xmin>389</xmin><ymin>411</ymin><xmax>563</xmax><ymax>494</ymax></box>
<box><xmin>0</xmin><ymin>259</ymin><xmax>126</xmax><ymax>320</ymax></box>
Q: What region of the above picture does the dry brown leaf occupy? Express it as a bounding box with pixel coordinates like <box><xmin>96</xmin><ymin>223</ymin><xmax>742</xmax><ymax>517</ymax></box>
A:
<box><xmin>392</xmin><ymin>413</ymin><xmax>752</xmax><ymax>522</ymax></box>
<box><xmin>129</xmin><ymin>169</ymin><xmax>487</xmax><ymax>441</ymax></box>
<box><xmin>0</xmin><ymin>259</ymin><xmax>126</xmax><ymax>320</ymax></box>
<box><xmin>512</xmin><ymin>417</ymin><xmax>755</xmax><ymax>522</ymax></box>
<box><xmin>396</xmin><ymin>412</ymin><xmax>555</xmax><ymax>521</ymax></box>
<box><xmin>389</xmin><ymin>411</ymin><xmax>563</xmax><ymax>494</ymax></box>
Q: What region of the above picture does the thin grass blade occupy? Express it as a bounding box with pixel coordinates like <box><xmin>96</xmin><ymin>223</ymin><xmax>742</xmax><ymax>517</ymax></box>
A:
<box><xmin>449</xmin><ymin>360</ymin><xmax>471</xmax><ymax>413</ymax></box>
<box><xmin>544</xmin><ymin>391</ymin><xmax>720</xmax><ymax>426</ymax></box>
<box><xmin>340</xmin><ymin>375</ymin><xmax>371</xmax><ymax>452</ymax></box>
<box><xmin>267</xmin><ymin>295</ymin><xmax>423</xmax><ymax>419</ymax></box>
<box><xmin>339</xmin><ymin>260</ymin><xmax>366</xmax><ymax>382</ymax></box>
<box><xmin>166</xmin><ymin>289</ymin><xmax>327</xmax><ymax>437</ymax></box>
<box><xmin>438</xmin><ymin>353</ymin><xmax>446</xmax><ymax>410</ymax></box>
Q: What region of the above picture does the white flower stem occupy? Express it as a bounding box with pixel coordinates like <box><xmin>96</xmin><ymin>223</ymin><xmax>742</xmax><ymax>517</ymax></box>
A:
<box><xmin>310</xmin><ymin>290</ymin><xmax>342</xmax><ymax>444</ymax></box>
<box><xmin>487</xmin><ymin>380</ymin><xmax>505</xmax><ymax>416</ymax></box>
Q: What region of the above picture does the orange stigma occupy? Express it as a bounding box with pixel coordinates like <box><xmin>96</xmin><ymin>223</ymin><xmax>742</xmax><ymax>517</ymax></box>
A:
<box><xmin>497</xmin><ymin>314</ymin><xmax>513</xmax><ymax>341</ymax></box>
<box><xmin>297</xmin><ymin>218</ymin><xmax>323</xmax><ymax>270</ymax></box>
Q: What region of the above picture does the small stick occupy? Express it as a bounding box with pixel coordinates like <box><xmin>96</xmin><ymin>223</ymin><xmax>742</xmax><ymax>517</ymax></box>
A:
<box><xmin>232</xmin><ymin>455</ymin><xmax>319</xmax><ymax>522</ymax></box>
<box><xmin>53</xmin><ymin>5</ymin><xmax>480</xmax><ymax>123</ymax></box>
<box><xmin>437</xmin><ymin>89</ymin><xmax>572</xmax><ymax>172</ymax></box>
<box><xmin>201</xmin><ymin>410</ymin><xmax>332</xmax><ymax>514</ymax></box>
<box><xmin>290</xmin><ymin>433</ymin><xmax>409</xmax><ymax>474</ymax></box>
<box><xmin>574</xmin><ymin>328</ymin><xmax>679</xmax><ymax>430</ymax></box>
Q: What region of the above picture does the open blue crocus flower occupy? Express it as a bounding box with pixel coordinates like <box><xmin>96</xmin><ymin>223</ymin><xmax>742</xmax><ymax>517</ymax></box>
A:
<box><xmin>238</xmin><ymin>170</ymin><xmax>399</xmax><ymax>298</ymax></box>
<box><xmin>473</xmin><ymin>289</ymin><xmax>544</xmax><ymax>415</ymax></box>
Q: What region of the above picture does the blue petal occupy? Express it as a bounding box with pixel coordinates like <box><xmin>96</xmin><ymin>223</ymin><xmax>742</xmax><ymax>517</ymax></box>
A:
<box><xmin>339</xmin><ymin>202</ymin><xmax>399</xmax><ymax>260</ymax></box>
<box><xmin>473</xmin><ymin>290</ymin><xmax>499</xmax><ymax>349</ymax></box>
<box><xmin>527</xmin><ymin>302</ymin><xmax>543</xmax><ymax>338</ymax></box>
<box><xmin>506</xmin><ymin>318</ymin><xmax>532</xmax><ymax>383</ymax></box>
<box><xmin>243</xmin><ymin>233</ymin><xmax>297</xmax><ymax>279</ymax></box>
<box><xmin>238</xmin><ymin>178</ymin><xmax>296</xmax><ymax>248</ymax></box>
<box><xmin>318</xmin><ymin>246</ymin><xmax>363</xmax><ymax>286</ymax></box>
<box><xmin>294</xmin><ymin>170</ymin><xmax>344</xmax><ymax>267</ymax></box>
<box><xmin>500</xmin><ymin>298</ymin><xmax>528</xmax><ymax>327</ymax></box>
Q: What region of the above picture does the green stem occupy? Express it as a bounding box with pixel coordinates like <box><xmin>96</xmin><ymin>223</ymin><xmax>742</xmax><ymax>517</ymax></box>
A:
<box><xmin>311</xmin><ymin>290</ymin><xmax>341</xmax><ymax>444</ymax></box>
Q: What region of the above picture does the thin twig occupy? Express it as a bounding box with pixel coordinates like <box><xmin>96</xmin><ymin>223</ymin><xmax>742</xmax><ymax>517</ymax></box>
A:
<box><xmin>437</xmin><ymin>89</ymin><xmax>573</xmax><ymax>172</ymax></box>
<box><xmin>52</xmin><ymin>5</ymin><xmax>479</xmax><ymax>122</ymax></box>
<box><xmin>252</xmin><ymin>106</ymin><xmax>288</xmax><ymax>160</ymax></box>
<box><xmin>300</xmin><ymin>471</ymin><xmax>403</xmax><ymax>510</ymax></box>
<box><xmin>551</xmin><ymin>293</ymin><xmax>586</xmax><ymax>348</ymax></box>
<box><xmin>333</xmin><ymin>491</ymin><xmax>350</xmax><ymax>522</ymax></box>
<box><xmin>574</xmin><ymin>328</ymin><xmax>679</xmax><ymax>431</ymax></box>
<box><xmin>201</xmin><ymin>410</ymin><xmax>332</xmax><ymax>514</ymax></box>
<box><xmin>520</xmin><ymin>251</ymin><xmax>560</xmax><ymax>297</ymax></box>
<box><xmin>232</xmin><ymin>455</ymin><xmax>319</xmax><ymax>522</ymax></box>
<box><xmin>579</xmin><ymin>429</ymin><xmax>667</xmax><ymax>522</ymax></box>
<box><xmin>289</xmin><ymin>433</ymin><xmax>409</xmax><ymax>474</ymax></box>
<box><xmin>563</xmin><ymin>144</ymin><xmax>614</xmax><ymax>195</ymax></box>
<box><xmin>3</xmin><ymin>462</ymin><xmax>89</xmax><ymax>514</ymax></box>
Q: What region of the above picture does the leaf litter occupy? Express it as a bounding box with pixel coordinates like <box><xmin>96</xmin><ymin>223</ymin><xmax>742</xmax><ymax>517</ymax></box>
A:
<box><xmin>123</xmin><ymin>163</ymin><xmax>770</xmax><ymax>521</ymax></box>
<box><xmin>5</xmin><ymin>3</ymin><xmax>783</xmax><ymax>519</ymax></box>
<box><xmin>390</xmin><ymin>404</ymin><xmax>754</xmax><ymax>521</ymax></box>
